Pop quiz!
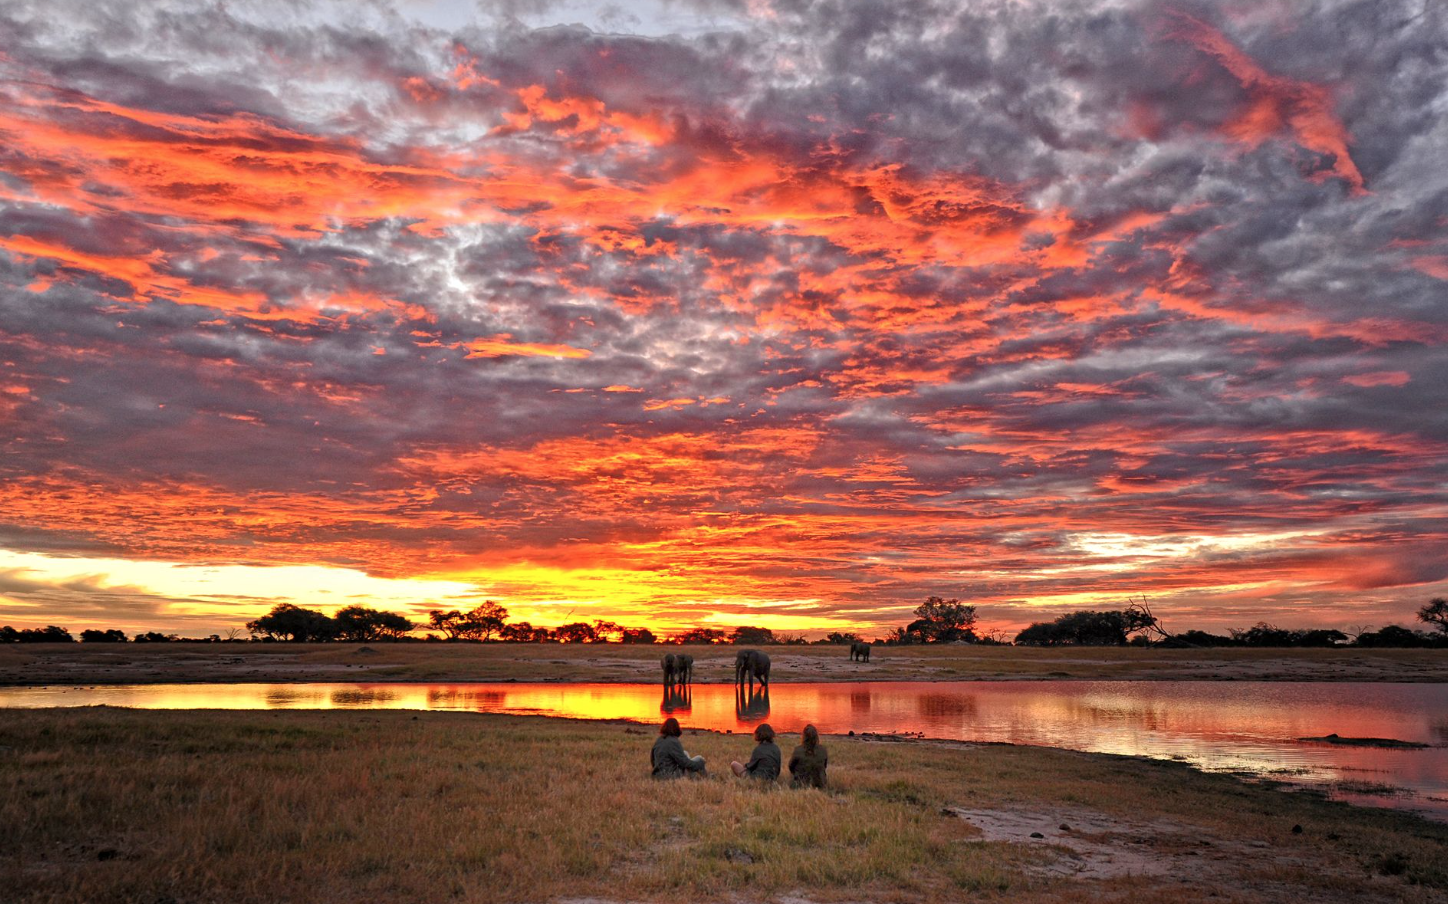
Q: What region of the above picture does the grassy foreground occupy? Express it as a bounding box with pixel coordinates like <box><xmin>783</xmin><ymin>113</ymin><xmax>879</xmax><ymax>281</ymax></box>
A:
<box><xmin>4</xmin><ymin>642</ymin><xmax>1448</xmax><ymax>686</ymax></box>
<box><xmin>3</xmin><ymin>708</ymin><xmax>1446</xmax><ymax>903</ymax></box>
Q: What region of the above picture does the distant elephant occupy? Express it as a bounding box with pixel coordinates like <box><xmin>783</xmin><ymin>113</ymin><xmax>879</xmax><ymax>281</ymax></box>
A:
<box><xmin>850</xmin><ymin>641</ymin><xmax>871</xmax><ymax>663</ymax></box>
<box><xmin>662</xmin><ymin>652</ymin><xmax>680</xmax><ymax>687</ymax></box>
<box><xmin>675</xmin><ymin>653</ymin><xmax>694</xmax><ymax>685</ymax></box>
<box><xmin>734</xmin><ymin>649</ymin><xmax>770</xmax><ymax>691</ymax></box>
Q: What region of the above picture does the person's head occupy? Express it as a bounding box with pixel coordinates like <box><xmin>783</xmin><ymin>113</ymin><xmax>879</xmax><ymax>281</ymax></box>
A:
<box><xmin>753</xmin><ymin>723</ymin><xmax>775</xmax><ymax>744</ymax></box>
<box><xmin>660</xmin><ymin>717</ymin><xmax>682</xmax><ymax>737</ymax></box>
<box><xmin>802</xmin><ymin>724</ymin><xmax>819</xmax><ymax>751</ymax></box>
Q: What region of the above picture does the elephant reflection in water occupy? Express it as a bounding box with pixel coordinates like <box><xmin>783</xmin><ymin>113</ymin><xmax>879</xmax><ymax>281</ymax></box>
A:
<box><xmin>661</xmin><ymin>683</ymin><xmax>693</xmax><ymax>714</ymax></box>
<box><xmin>735</xmin><ymin>683</ymin><xmax>770</xmax><ymax>723</ymax></box>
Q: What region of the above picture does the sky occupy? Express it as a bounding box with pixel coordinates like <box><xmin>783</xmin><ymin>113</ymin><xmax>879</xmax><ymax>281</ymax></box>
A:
<box><xmin>1</xmin><ymin>0</ymin><xmax>1446</xmax><ymax>639</ymax></box>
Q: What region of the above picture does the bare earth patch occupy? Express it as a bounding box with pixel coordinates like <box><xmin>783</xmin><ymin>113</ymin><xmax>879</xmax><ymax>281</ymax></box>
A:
<box><xmin>6</xmin><ymin>643</ymin><xmax>1448</xmax><ymax>686</ymax></box>
<box><xmin>943</xmin><ymin>804</ymin><xmax>1280</xmax><ymax>880</ymax></box>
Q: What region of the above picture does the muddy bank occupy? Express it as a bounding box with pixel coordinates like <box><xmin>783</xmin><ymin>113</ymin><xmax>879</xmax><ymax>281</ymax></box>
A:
<box><xmin>3</xmin><ymin>642</ymin><xmax>1447</xmax><ymax>687</ymax></box>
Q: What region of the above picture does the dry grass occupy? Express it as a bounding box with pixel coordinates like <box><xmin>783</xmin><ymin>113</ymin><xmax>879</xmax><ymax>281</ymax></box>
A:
<box><xmin>4</xmin><ymin>642</ymin><xmax>1448</xmax><ymax>686</ymax></box>
<box><xmin>2</xmin><ymin>708</ymin><xmax>1446</xmax><ymax>903</ymax></box>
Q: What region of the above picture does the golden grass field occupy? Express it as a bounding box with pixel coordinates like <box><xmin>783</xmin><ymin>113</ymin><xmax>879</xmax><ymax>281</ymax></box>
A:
<box><xmin>4</xmin><ymin>641</ymin><xmax>1448</xmax><ymax>686</ymax></box>
<box><xmin>3</xmin><ymin>707</ymin><xmax>1446</xmax><ymax>904</ymax></box>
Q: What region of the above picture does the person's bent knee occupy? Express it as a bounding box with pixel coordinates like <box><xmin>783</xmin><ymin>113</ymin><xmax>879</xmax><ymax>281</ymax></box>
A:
<box><xmin>730</xmin><ymin>760</ymin><xmax>746</xmax><ymax>777</ymax></box>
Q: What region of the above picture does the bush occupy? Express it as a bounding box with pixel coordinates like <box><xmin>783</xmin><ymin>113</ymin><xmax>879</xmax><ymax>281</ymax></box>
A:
<box><xmin>80</xmin><ymin>629</ymin><xmax>127</xmax><ymax>643</ymax></box>
<box><xmin>1014</xmin><ymin>609</ymin><xmax>1155</xmax><ymax>646</ymax></box>
<box><xmin>2</xmin><ymin>625</ymin><xmax>75</xmax><ymax>643</ymax></box>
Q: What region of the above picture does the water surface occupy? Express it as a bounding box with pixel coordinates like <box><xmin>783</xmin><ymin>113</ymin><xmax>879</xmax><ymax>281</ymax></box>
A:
<box><xmin>6</xmin><ymin>680</ymin><xmax>1446</xmax><ymax>819</ymax></box>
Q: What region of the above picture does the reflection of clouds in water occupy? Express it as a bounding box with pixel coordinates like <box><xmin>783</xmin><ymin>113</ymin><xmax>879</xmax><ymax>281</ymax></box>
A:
<box><xmin>916</xmin><ymin>693</ymin><xmax>978</xmax><ymax>720</ymax></box>
<box><xmin>264</xmin><ymin>688</ymin><xmax>304</xmax><ymax>708</ymax></box>
<box><xmin>426</xmin><ymin>688</ymin><xmax>506</xmax><ymax>710</ymax></box>
<box><xmin>330</xmin><ymin>688</ymin><xmax>396</xmax><ymax>707</ymax></box>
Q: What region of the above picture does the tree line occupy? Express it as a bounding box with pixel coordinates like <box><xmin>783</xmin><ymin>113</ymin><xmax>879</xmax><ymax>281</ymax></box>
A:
<box><xmin>884</xmin><ymin>595</ymin><xmax>1448</xmax><ymax>648</ymax></box>
<box><xmin>5</xmin><ymin>597</ymin><xmax>1447</xmax><ymax>648</ymax></box>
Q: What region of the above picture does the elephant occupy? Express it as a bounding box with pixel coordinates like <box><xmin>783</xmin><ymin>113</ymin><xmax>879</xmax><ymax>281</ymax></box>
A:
<box><xmin>734</xmin><ymin>649</ymin><xmax>771</xmax><ymax>691</ymax></box>
<box><xmin>849</xmin><ymin>641</ymin><xmax>871</xmax><ymax>662</ymax></box>
<box><xmin>674</xmin><ymin>653</ymin><xmax>694</xmax><ymax>685</ymax></box>
<box><xmin>662</xmin><ymin>652</ymin><xmax>681</xmax><ymax>687</ymax></box>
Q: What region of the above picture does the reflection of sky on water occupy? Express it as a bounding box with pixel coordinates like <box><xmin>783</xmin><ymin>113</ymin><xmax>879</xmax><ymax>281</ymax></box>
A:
<box><xmin>6</xmin><ymin>680</ymin><xmax>1446</xmax><ymax>819</ymax></box>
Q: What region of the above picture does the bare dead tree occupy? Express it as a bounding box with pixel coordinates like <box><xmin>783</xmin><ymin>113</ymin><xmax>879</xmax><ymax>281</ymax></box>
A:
<box><xmin>1345</xmin><ymin>623</ymin><xmax>1374</xmax><ymax>642</ymax></box>
<box><xmin>1125</xmin><ymin>595</ymin><xmax>1172</xmax><ymax>643</ymax></box>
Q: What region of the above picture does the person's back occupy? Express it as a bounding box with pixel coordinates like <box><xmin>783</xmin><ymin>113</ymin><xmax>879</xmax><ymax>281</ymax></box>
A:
<box><xmin>731</xmin><ymin>723</ymin><xmax>781</xmax><ymax>782</ymax></box>
<box><xmin>651</xmin><ymin>717</ymin><xmax>707</xmax><ymax>779</ymax></box>
<box><xmin>744</xmin><ymin>739</ymin><xmax>781</xmax><ymax>780</ymax></box>
<box><xmin>788</xmin><ymin>724</ymin><xmax>828</xmax><ymax>788</ymax></box>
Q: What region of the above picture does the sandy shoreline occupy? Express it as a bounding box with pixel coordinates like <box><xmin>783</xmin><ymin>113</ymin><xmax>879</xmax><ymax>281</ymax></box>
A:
<box><xmin>4</xmin><ymin>642</ymin><xmax>1447</xmax><ymax>687</ymax></box>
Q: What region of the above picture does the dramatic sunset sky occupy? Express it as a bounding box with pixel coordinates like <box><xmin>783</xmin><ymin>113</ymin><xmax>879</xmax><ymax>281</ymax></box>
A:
<box><xmin>1</xmin><ymin>0</ymin><xmax>1445</xmax><ymax>638</ymax></box>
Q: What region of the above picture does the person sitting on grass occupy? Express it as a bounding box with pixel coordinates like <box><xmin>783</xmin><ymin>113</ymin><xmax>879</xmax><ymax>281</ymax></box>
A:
<box><xmin>730</xmin><ymin>722</ymin><xmax>780</xmax><ymax>781</ymax></box>
<box><xmin>651</xmin><ymin>717</ymin><xmax>708</xmax><ymax>779</ymax></box>
<box><xmin>788</xmin><ymin>723</ymin><xmax>828</xmax><ymax>789</ymax></box>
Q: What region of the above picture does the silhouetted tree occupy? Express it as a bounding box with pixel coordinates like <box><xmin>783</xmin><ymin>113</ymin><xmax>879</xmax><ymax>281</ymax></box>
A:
<box><xmin>825</xmin><ymin>631</ymin><xmax>861</xmax><ymax>644</ymax></box>
<box><xmin>1231</xmin><ymin>622</ymin><xmax>1297</xmax><ymax>647</ymax></box>
<box><xmin>428</xmin><ymin>609</ymin><xmax>468</xmax><ymax>640</ymax></box>
<box><xmin>133</xmin><ymin>631</ymin><xmax>179</xmax><ymax>643</ymax></box>
<box><xmin>591</xmin><ymin>620</ymin><xmax>623</xmax><ymax>642</ymax></box>
<box><xmin>1169</xmin><ymin>629</ymin><xmax>1236</xmax><ymax>647</ymax></box>
<box><xmin>1356</xmin><ymin>625</ymin><xmax>1434</xmax><ymax>648</ymax></box>
<box><xmin>80</xmin><ymin>629</ymin><xmax>127</xmax><ymax>643</ymax></box>
<box><xmin>462</xmin><ymin>601</ymin><xmax>508</xmax><ymax>641</ymax></box>
<box><xmin>7</xmin><ymin>625</ymin><xmax>75</xmax><ymax>643</ymax></box>
<box><xmin>620</xmin><ymin>627</ymin><xmax>656</xmax><ymax>644</ymax></box>
<box><xmin>904</xmin><ymin>597</ymin><xmax>978</xmax><ymax>643</ymax></box>
<box><xmin>554</xmin><ymin>622</ymin><xmax>597</xmax><ymax>643</ymax></box>
<box><xmin>498</xmin><ymin>621</ymin><xmax>553</xmax><ymax>642</ymax></box>
<box><xmin>1013</xmin><ymin>622</ymin><xmax>1058</xmax><ymax>646</ymax></box>
<box><xmin>1419</xmin><ymin>598</ymin><xmax>1448</xmax><ymax>635</ymax></box>
<box><xmin>334</xmin><ymin>605</ymin><xmax>414</xmax><ymax>641</ymax></box>
<box><xmin>1015</xmin><ymin>609</ymin><xmax>1156</xmax><ymax>646</ymax></box>
<box><xmin>730</xmin><ymin>626</ymin><xmax>776</xmax><ymax>645</ymax></box>
<box><xmin>672</xmin><ymin>627</ymin><xmax>727</xmax><ymax>644</ymax></box>
<box><xmin>246</xmin><ymin>604</ymin><xmax>336</xmax><ymax>642</ymax></box>
<box><xmin>497</xmin><ymin>621</ymin><xmax>529</xmax><ymax>642</ymax></box>
<box><xmin>427</xmin><ymin>602</ymin><xmax>507</xmax><ymax>641</ymax></box>
<box><xmin>1225</xmin><ymin>623</ymin><xmax>1348</xmax><ymax>648</ymax></box>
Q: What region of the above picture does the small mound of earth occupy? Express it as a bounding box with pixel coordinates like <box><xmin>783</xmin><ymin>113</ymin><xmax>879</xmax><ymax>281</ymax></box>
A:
<box><xmin>353</xmin><ymin>646</ymin><xmax>378</xmax><ymax>655</ymax></box>
<box><xmin>1298</xmin><ymin>733</ymin><xmax>1429</xmax><ymax>749</ymax></box>
<box><xmin>942</xmin><ymin>805</ymin><xmax>1307</xmax><ymax>880</ymax></box>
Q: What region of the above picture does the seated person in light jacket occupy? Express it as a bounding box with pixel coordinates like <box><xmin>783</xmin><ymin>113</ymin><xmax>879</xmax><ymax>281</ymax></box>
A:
<box><xmin>788</xmin><ymin>723</ymin><xmax>828</xmax><ymax>789</ymax></box>
<box><xmin>651</xmin><ymin>717</ymin><xmax>707</xmax><ymax>779</ymax></box>
<box><xmin>730</xmin><ymin>722</ymin><xmax>780</xmax><ymax>781</ymax></box>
